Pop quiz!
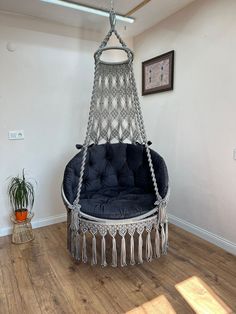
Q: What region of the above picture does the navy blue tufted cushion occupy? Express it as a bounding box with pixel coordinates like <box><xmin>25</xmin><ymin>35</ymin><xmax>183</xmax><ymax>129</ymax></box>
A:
<box><xmin>63</xmin><ymin>143</ymin><xmax>168</xmax><ymax>219</ymax></box>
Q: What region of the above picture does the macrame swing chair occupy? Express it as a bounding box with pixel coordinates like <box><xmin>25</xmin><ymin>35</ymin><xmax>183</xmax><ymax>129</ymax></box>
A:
<box><xmin>62</xmin><ymin>10</ymin><xmax>169</xmax><ymax>267</ymax></box>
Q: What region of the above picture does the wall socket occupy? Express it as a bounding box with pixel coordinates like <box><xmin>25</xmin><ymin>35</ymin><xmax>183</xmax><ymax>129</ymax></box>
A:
<box><xmin>8</xmin><ymin>130</ymin><xmax>24</xmax><ymax>140</ymax></box>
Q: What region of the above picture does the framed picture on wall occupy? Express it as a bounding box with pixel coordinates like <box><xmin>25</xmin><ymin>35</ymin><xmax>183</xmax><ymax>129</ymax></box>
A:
<box><xmin>142</xmin><ymin>50</ymin><xmax>174</xmax><ymax>95</ymax></box>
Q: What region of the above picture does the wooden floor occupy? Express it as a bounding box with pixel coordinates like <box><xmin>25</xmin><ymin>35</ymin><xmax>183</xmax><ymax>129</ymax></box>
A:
<box><xmin>0</xmin><ymin>223</ymin><xmax>235</xmax><ymax>314</ymax></box>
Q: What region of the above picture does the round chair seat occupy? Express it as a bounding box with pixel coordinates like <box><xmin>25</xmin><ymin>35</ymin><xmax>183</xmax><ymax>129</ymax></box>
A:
<box><xmin>79</xmin><ymin>187</ymin><xmax>155</xmax><ymax>220</ymax></box>
<box><xmin>63</xmin><ymin>143</ymin><xmax>168</xmax><ymax>220</ymax></box>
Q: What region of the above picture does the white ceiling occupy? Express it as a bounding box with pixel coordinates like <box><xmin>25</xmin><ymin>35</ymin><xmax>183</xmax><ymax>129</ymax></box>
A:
<box><xmin>0</xmin><ymin>0</ymin><xmax>194</xmax><ymax>37</ymax></box>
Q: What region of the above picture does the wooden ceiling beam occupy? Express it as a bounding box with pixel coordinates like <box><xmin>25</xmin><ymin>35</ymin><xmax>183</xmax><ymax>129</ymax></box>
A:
<box><xmin>125</xmin><ymin>0</ymin><xmax>151</xmax><ymax>16</ymax></box>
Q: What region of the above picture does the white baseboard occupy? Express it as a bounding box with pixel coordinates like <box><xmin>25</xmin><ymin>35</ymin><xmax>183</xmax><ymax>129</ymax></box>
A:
<box><xmin>0</xmin><ymin>213</ymin><xmax>67</xmax><ymax>237</ymax></box>
<box><xmin>169</xmin><ymin>214</ymin><xmax>236</xmax><ymax>256</ymax></box>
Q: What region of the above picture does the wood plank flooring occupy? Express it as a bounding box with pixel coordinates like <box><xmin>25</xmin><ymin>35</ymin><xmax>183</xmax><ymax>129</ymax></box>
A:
<box><xmin>0</xmin><ymin>223</ymin><xmax>235</xmax><ymax>314</ymax></box>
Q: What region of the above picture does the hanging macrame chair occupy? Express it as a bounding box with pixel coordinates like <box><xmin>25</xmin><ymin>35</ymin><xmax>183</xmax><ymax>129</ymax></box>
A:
<box><xmin>62</xmin><ymin>11</ymin><xmax>169</xmax><ymax>267</ymax></box>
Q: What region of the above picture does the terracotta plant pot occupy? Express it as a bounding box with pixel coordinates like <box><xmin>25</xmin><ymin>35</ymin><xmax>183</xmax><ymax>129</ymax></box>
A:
<box><xmin>15</xmin><ymin>210</ymin><xmax>28</xmax><ymax>221</ymax></box>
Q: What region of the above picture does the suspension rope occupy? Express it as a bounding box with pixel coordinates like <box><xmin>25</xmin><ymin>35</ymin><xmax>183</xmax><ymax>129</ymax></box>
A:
<box><xmin>129</xmin><ymin>63</ymin><xmax>162</xmax><ymax>203</ymax></box>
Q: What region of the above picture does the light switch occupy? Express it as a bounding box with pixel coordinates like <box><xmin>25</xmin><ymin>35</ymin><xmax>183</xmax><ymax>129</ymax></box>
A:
<box><xmin>8</xmin><ymin>130</ymin><xmax>24</xmax><ymax>140</ymax></box>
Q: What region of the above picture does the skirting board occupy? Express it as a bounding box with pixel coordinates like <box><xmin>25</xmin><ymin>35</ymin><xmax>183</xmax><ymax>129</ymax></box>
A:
<box><xmin>0</xmin><ymin>213</ymin><xmax>67</xmax><ymax>237</ymax></box>
<box><xmin>169</xmin><ymin>214</ymin><xmax>236</xmax><ymax>256</ymax></box>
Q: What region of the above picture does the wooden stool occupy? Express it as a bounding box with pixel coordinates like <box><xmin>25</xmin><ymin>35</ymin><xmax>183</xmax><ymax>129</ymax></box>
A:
<box><xmin>11</xmin><ymin>212</ymin><xmax>34</xmax><ymax>244</ymax></box>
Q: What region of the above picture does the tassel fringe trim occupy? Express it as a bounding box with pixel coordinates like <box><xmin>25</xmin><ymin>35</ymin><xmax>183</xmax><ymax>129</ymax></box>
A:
<box><xmin>68</xmin><ymin>213</ymin><xmax>168</xmax><ymax>267</ymax></box>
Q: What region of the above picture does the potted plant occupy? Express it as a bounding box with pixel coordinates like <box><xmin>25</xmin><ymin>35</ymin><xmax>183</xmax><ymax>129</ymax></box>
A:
<box><xmin>8</xmin><ymin>169</ymin><xmax>35</xmax><ymax>221</ymax></box>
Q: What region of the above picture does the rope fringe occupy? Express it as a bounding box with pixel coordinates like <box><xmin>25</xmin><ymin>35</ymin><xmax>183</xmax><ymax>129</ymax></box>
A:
<box><xmin>120</xmin><ymin>236</ymin><xmax>127</xmax><ymax>267</ymax></box>
<box><xmin>158</xmin><ymin>202</ymin><xmax>168</xmax><ymax>255</ymax></box>
<box><xmin>75</xmin><ymin>232</ymin><xmax>80</xmax><ymax>261</ymax></box>
<box><xmin>154</xmin><ymin>227</ymin><xmax>160</xmax><ymax>258</ymax></box>
<box><xmin>111</xmin><ymin>237</ymin><xmax>117</xmax><ymax>267</ymax></box>
<box><xmin>101</xmin><ymin>236</ymin><xmax>107</xmax><ymax>267</ymax></box>
<box><xmin>145</xmin><ymin>231</ymin><xmax>153</xmax><ymax>262</ymax></box>
<box><xmin>161</xmin><ymin>222</ymin><xmax>168</xmax><ymax>255</ymax></box>
<box><xmin>82</xmin><ymin>232</ymin><xmax>87</xmax><ymax>263</ymax></box>
<box><xmin>91</xmin><ymin>235</ymin><xmax>97</xmax><ymax>265</ymax></box>
<box><xmin>130</xmin><ymin>234</ymin><xmax>135</xmax><ymax>265</ymax></box>
<box><xmin>165</xmin><ymin>221</ymin><xmax>169</xmax><ymax>250</ymax></box>
<box><xmin>138</xmin><ymin>233</ymin><xmax>143</xmax><ymax>264</ymax></box>
<box><xmin>70</xmin><ymin>207</ymin><xmax>80</xmax><ymax>233</ymax></box>
<box><xmin>68</xmin><ymin>212</ymin><xmax>168</xmax><ymax>267</ymax></box>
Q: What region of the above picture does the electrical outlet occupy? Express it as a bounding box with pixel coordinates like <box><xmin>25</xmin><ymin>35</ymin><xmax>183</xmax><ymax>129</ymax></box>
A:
<box><xmin>8</xmin><ymin>130</ymin><xmax>24</xmax><ymax>140</ymax></box>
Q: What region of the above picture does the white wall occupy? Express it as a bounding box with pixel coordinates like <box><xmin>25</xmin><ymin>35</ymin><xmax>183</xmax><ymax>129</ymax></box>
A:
<box><xmin>134</xmin><ymin>0</ymin><xmax>236</xmax><ymax>252</ymax></box>
<box><xmin>0</xmin><ymin>12</ymin><xmax>100</xmax><ymax>234</ymax></box>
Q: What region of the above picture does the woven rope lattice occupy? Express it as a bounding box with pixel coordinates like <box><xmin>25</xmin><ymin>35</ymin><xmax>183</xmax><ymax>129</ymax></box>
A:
<box><xmin>73</xmin><ymin>15</ymin><xmax>162</xmax><ymax>208</ymax></box>
<box><xmin>89</xmin><ymin>62</ymin><xmax>141</xmax><ymax>144</ymax></box>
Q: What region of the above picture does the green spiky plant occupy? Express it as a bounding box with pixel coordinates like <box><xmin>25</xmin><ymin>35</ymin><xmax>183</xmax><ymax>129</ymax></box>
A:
<box><xmin>8</xmin><ymin>169</ymin><xmax>35</xmax><ymax>215</ymax></box>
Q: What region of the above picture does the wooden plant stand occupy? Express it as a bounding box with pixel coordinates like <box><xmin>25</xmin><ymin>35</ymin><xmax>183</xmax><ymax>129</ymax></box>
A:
<box><xmin>11</xmin><ymin>212</ymin><xmax>34</xmax><ymax>244</ymax></box>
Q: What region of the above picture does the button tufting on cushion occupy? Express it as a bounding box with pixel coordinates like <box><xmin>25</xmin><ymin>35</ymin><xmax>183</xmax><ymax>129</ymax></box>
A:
<box><xmin>63</xmin><ymin>143</ymin><xmax>168</xmax><ymax>219</ymax></box>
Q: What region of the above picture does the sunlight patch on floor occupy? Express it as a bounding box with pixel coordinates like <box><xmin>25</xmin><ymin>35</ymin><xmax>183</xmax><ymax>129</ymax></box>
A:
<box><xmin>126</xmin><ymin>295</ymin><xmax>176</xmax><ymax>314</ymax></box>
<box><xmin>175</xmin><ymin>276</ymin><xmax>232</xmax><ymax>314</ymax></box>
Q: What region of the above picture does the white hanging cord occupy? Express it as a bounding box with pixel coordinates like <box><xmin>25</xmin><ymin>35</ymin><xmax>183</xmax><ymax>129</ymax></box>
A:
<box><xmin>109</xmin><ymin>0</ymin><xmax>116</xmax><ymax>30</ymax></box>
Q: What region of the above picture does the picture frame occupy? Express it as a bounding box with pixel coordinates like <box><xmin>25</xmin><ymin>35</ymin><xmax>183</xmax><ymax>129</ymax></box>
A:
<box><xmin>142</xmin><ymin>50</ymin><xmax>174</xmax><ymax>95</ymax></box>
